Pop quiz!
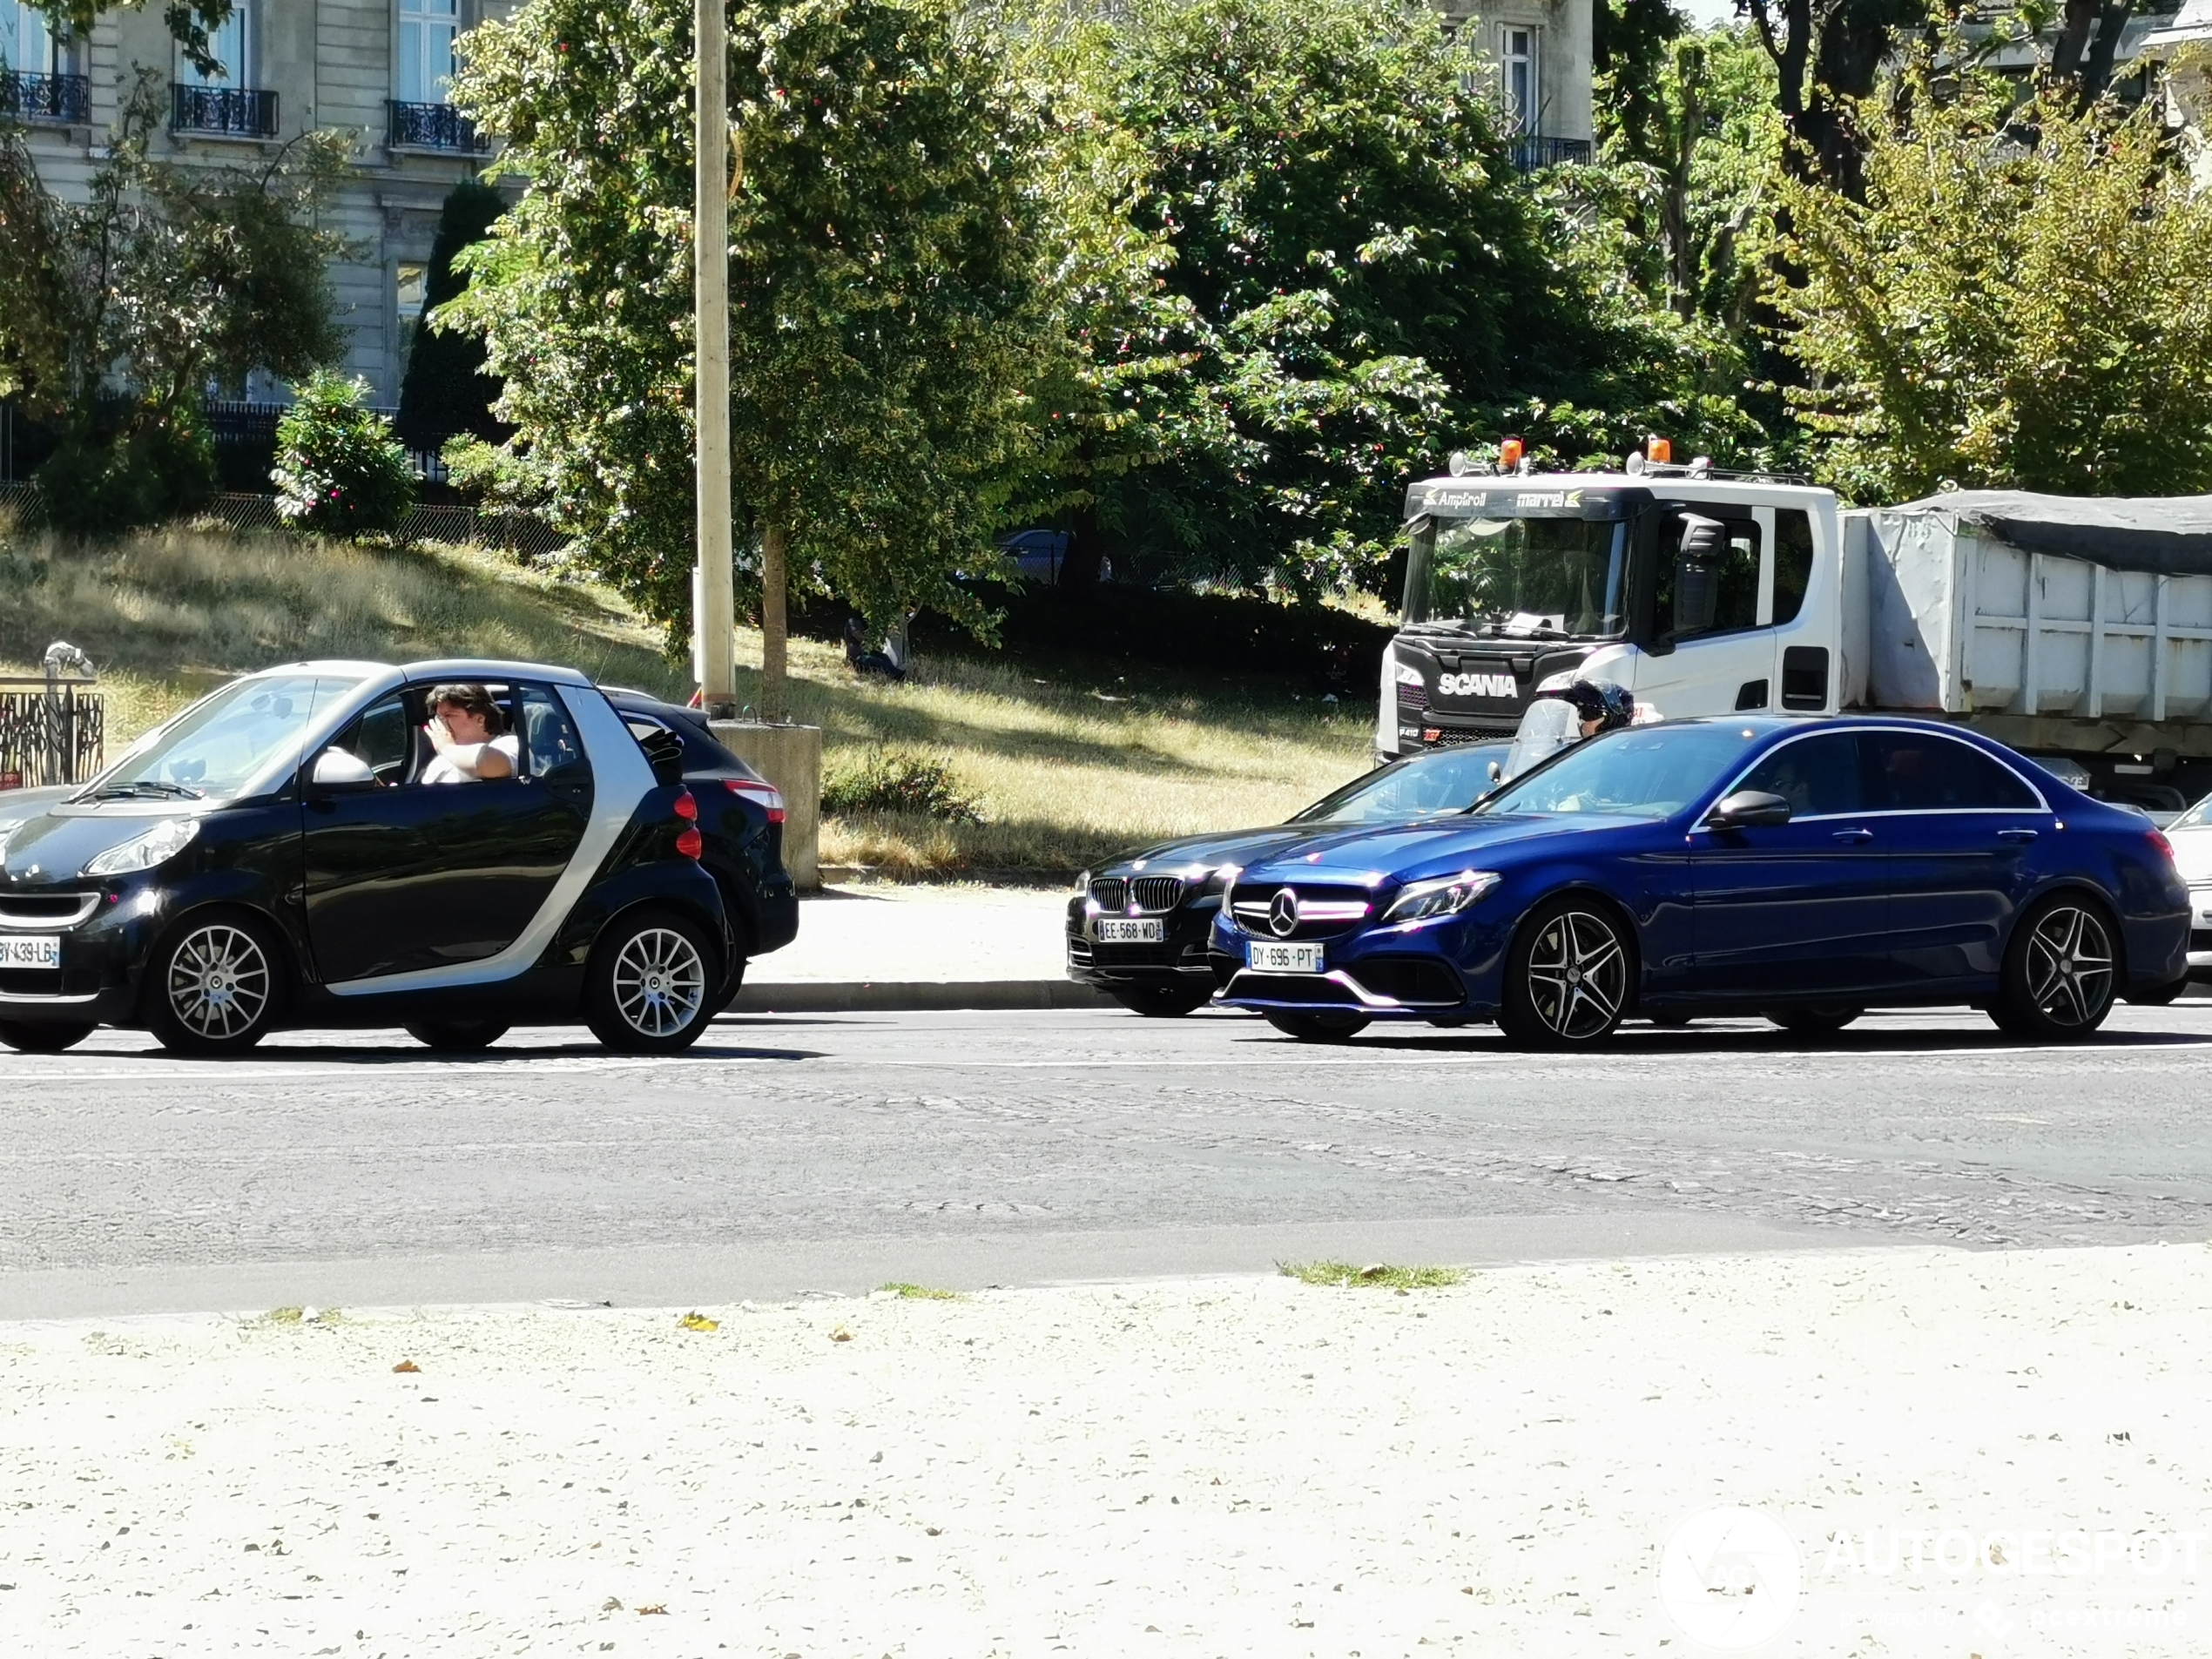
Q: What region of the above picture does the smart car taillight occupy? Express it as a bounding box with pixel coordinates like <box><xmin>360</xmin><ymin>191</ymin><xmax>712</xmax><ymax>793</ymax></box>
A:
<box><xmin>673</xmin><ymin>788</ymin><xmax>703</xmax><ymax>858</ymax></box>
<box><xmin>673</xmin><ymin>789</ymin><xmax>699</xmax><ymax>821</ymax></box>
<box><xmin>725</xmin><ymin>777</ymin><xmax>786</xmax><ymax>825</ymax></box>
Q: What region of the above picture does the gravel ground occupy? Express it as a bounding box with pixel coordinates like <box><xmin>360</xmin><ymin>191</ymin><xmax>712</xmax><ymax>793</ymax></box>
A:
<box><xmin>4</xmin><ymin>1243</ymin><xmax>2209</xmax><ymax>1656</ymax></box>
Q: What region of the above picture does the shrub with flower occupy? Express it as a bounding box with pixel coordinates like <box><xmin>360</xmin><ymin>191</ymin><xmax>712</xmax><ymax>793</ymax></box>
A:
<box><xmin>271</xmin><ymin>372</ymin><xmax>416</xmax><ymax>537</ymax></box>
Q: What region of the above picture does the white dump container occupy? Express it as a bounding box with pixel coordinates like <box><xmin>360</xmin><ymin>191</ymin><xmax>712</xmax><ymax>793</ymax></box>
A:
<box><xmin>1851</xmin><ymin>496</ymin><xmax>2212</xmax><ymax>725</ymax></box>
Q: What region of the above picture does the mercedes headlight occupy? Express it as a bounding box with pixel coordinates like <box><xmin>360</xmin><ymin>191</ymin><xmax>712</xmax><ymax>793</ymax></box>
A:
<box><xmin>83</xmin><ymin>817</ymin><xmax>200</xmax><ymax>877</ymax></box>
<box><xmin>1380</xmin><ymin>869</ymin><xmax>1500</xmax><ymax>924</ymax></box>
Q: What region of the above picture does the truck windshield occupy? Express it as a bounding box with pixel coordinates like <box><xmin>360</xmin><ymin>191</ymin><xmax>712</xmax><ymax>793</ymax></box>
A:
<box><xmin>1403</xmin><ymin>516</ymin><xmax>1629</xmax><ymax>639</ymax></box>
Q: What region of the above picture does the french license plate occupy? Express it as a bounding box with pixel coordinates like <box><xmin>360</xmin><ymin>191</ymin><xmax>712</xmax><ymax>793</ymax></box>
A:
<box><xmin>1248</xmin><ymin>940</ymin><xmax>1324</xmax><ymax>974</ymax></box>
<box><xmin>1096</xmin><ymin>918</ymin><xmax>1165</xmax><ymax>943</ymax></box>
<box><xmin>0</xmin><ymin>935</ymin><xmax>61</xmax><ymax>970</ymax></box>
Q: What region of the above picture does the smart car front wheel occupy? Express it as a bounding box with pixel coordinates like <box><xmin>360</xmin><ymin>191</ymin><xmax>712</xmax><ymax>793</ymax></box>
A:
<box><xmin>585</xmin><ymin>907</ymin><xmax>718</xmax><ymax>1054</ymax></box>
<box><xmin>145</xmin><ymin>910</ymin><xmax>285</xmax><ymax>1057</ymax></box>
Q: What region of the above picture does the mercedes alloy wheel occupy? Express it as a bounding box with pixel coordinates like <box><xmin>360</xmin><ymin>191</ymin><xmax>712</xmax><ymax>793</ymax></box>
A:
<box><xmin>1501</xmin><ymin>899</ymin><xmax>1631</xmax><ymax>1048</ymax></box>
<box><xmin>1993</xmin><ymin>895</ymin><xmax>2118</xmax><ymax>1041</ymax></box>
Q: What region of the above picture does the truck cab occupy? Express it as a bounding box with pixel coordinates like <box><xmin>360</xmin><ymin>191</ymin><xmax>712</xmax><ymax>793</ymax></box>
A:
<box><xmin>1381</xmin><ymin>463</ymin><xmax>1846</xmax><ymax>760</ymax></box>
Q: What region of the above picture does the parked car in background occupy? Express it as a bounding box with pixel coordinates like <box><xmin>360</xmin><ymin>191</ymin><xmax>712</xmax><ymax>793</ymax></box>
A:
<box><xmin>0</xmin><ymin>661</ymin><xmax>772</xmax><ymax>1058</ymax></box>
<box><xmin>602</xmin><ymin>688</ymin><xmax>798</xmax><ymax>1001</ymax></box>
<box><xmin>1067</xmin><ymin>741</ymin><xmax>1509</xmax><ymax>1015</ymax></box>
<box><xmin>2168</xmin><ymin>790</ymin><xmax>2212</xmax><ymax>985</ymax></box>
<box><xmin>1214</xmin><ymin>716</ymin><xmax>2190</xmax><ymax>1045</ymax></box>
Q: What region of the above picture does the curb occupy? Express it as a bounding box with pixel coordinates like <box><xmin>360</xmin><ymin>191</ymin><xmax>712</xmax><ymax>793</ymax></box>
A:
<box><xmin>725</xmin><ymin>979</ymin><xmax>1115</xmax><ymax>1014</ymax></box>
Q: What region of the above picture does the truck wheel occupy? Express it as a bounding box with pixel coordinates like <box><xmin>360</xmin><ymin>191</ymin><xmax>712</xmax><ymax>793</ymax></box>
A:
<box><xmin>0</xmin><ymin>1021</ymin><xmax>97</xmax><ymax>1054</ymax></box>
<box><xmin>585</xmin><ymin>907</ymin><xmax>718</xmax><ymax>1054</ymax></box>
<box><xmin>1991</xmin><ymin>894</ymin><xmax>2118</xmax><ymax>1041</ymax></box>
<box><xmin>1112</xmin><ymin>986</ymin><xmax>1212</xmax><ymax>1017</ymax></box>
<box><xmin>145</xmin><ymin>910</ymin><xmax>286</xmax><ymax>1057</ymax></box>
<box><xmin>1499</xmin><ymin>898</ymin><xmax>1631</xmax><ymax>1049</ymax></box>
<box><xmin>1263</xmin><ymin>1009</ymin><xmax>1370</xmax><ymax>1042</ymax></box>
<box><xmin>404</xmin><ymin>1021</ymin><xmax>509</xmax><ymax>1052</ymax></box>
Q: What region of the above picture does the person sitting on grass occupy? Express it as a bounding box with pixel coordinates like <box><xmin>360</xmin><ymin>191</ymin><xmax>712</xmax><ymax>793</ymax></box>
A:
<box><xmin>421</xmin><ymin>683</ymin><xmax>517</xmax><ymax>784</ymax></box>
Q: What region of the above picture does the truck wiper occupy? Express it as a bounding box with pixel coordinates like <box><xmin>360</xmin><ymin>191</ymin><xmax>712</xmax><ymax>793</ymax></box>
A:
<box><xmin>87</xmin><ymin>779</ymin><xmax>204</xmax><ymax>801</ymax></box>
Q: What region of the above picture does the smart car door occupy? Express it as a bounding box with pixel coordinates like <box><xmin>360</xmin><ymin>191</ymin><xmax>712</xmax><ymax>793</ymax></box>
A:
<box><xmin>1687</xmin><ymin>730</ymin><xmax>1893</xmax><ymax>997</ymax></box>
<box><xmin>1868</xmin><ymin>730</ymin><xmax>2053</xmax><ymax>993</ymax></box>
<box><xmin>302</xmin><ymin>684</ymin><xmax>593</xmax><ymax>984</ymax></box>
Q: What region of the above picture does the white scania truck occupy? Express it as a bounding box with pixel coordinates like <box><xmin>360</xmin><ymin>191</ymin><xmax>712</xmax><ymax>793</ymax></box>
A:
<box><xmin>1381</xmin><ymin>461</ymin><xmax>2212</xmax><ymax>813</ymax></box>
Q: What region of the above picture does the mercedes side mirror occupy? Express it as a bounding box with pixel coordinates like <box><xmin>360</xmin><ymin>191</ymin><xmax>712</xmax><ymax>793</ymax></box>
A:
<box><xmin>1705</xmin><ymin>789</ymin><xmax>1791</xmax><ymax>830</ymax></box>
<box><xmin>310</xmin><ymin>747</ymin><xmax>377</xmax><ymax>792</ymax></box>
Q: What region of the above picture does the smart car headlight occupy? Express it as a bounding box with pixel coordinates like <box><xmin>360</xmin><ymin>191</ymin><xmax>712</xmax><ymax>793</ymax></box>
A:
<box><xmin>1380</xmin><ymin>869</ymin><xmax>1500</xmax><ymax>924</ymax></box>
<box><xmin>83</xmin><ymin>817</ymin><xmax>199</xmax><ymax>877</ymax></box>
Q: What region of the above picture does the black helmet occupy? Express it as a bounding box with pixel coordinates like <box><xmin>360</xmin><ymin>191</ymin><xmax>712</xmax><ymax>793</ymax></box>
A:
<box><xmin>1554</xmin><ymin>678</ymin><xmax>1635</xmax><ymax>733</ymax></box>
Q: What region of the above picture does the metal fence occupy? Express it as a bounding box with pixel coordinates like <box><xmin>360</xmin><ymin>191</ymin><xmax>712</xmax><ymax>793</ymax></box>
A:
<box><xmin>0</xmin><ymin>680</ymin><xmax>103</xmax><ymax>790</ymax></box>
<box><xmin>0</xmin><ymin>479</ymin><xmax>566</xmax><ymax>558</ymax></box>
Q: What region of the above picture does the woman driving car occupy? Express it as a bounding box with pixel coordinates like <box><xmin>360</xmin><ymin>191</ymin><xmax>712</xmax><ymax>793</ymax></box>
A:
<box><xmin>421</xmin><ymin>683</ymin><xmax>517</xmax><ymax>783</ymax></box>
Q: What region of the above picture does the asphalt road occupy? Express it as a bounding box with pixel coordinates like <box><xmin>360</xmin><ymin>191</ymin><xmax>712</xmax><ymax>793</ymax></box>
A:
<box><xmin>4</xmin><ymin>1001</ymin><xmax>2212</xmax><ymax>1318</ymax></box>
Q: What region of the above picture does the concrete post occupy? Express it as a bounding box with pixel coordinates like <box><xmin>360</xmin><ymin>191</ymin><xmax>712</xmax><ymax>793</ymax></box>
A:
<box><xmin>711</xmin><ymin>720</ymin><xmax>824</xmax><ymax>890</ymax></box>
<box><xmin>693</xmin><ymin>0</ymin><xmax>737</xmax><ymax>718</ymax></box>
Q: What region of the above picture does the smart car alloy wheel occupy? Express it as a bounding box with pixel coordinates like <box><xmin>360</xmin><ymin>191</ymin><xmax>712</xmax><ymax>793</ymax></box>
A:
<box><xmin>1994</xmin><ymin>895</ymin><xmax>2117</xmax><ymax>1040</ymax></box>
<box><xmin>146</xmin><ymin>912</ymin><xmax>284</xmax><ymax>1056</ymax></box>
<box><xmin>1501</xmin><ymin>900</ymin><xmax>1630</xmax><ymax>1048</ymax></box>
<box><xmin>586</xmin><ymin>907</ymin><xmax>717</xmax><ymax>1053</ymax></box>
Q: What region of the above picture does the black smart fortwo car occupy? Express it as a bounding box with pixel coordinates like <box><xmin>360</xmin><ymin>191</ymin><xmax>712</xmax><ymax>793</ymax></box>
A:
<box><xmin>0</xmin><ymin>659</ymin><xmax>793</xmax><ymax>1057</ymax></box>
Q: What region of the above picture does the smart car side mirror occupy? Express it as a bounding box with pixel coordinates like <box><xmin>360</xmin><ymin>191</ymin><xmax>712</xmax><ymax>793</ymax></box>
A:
<box><xmin>1705</xmin><ymin>789</ymin><xmax>1791</xmax><ymax>829</ymax></box>
<box><xmin>310</xmin><ymin>747</ymin><xmax>377</xmax><ymax>792</ymax></box>
<box><xmin>1487</xmin><ymin>760</ymin><xmax>1502</xmax><ymax>784</ymax></box>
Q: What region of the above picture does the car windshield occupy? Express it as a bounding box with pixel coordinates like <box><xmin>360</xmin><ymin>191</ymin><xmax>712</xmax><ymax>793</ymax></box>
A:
<box><xmin>1402</xmin><ymin>516</ymin><xmax>1629</xmax><ymax>639</ymax></box>
<box><xmin>1473</xmin><ymin>721</ymin><xmax>1765</xmax><ymax>820</ymax></box>
<box><xmin>1291</xmin><ymin>745</ymin><xmax>1507</xmax><ymax>826</ymax></box>
<box><xmin>91</xmin><ymin>673</ymin><xmax>367</xmax><ymax>802</ymax></box>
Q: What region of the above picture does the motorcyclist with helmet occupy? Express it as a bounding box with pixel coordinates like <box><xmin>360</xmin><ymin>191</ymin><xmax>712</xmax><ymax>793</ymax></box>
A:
<box><xmin>1494</xmin><ymin>674</ymin><xmax>1640</xmax><ymax>785</ymax></box>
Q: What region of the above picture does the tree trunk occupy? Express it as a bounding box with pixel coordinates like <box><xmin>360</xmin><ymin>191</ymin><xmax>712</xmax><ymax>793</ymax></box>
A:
<box><xmin>760</xmin><ymin>519</ymin><xmax>789</xmax><ymax>725</ymax></box>
<box><xmin>1056</xmin><ymin>496</ymin><xmax>1104</xmax><ymax>590</ymax></box>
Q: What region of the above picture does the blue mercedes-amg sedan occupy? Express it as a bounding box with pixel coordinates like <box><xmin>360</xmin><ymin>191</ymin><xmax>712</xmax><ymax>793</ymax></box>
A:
<box><xmin>1211</xmin><ymin>716</ymin><xmax>2191</xmax><ymax>1046</ymax></box>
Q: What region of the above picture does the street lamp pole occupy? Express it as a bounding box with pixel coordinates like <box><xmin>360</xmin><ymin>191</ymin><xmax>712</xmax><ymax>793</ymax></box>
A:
<box><xmin>694</xmin><ymin>0</ymin><xmax>737</xmax><ymax>717</ymax></box>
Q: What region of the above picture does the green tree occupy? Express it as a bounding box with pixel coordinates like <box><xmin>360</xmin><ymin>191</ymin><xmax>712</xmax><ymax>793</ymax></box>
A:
<box><xmin>395</xmin><ymin>176</ymin><xmax>509</xmax><ymax>455</ymax></box>
<box><xmin>449</xmin><ymin>0</ymin><xmax>1064</xmax><ymax>691</ymax></box>
<box><xmin>1770</xmin><ymin>56</ymin><xmax>2212</xmax><ymax>500</ymax></box>
<box><xmin>0</xmin><ymin>73</ymin><xmax>347</xmax><ymax>529</ymax></box>
<box><xmin>272</xmin><ymin>371</ymin><xmax>416</xmax><ymax>537</ymax></box>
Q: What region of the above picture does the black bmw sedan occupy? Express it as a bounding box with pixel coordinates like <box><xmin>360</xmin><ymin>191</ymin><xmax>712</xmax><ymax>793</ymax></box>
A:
<box><xmin>1066</xmin><ymin>740</ymin><xmax>1509</xmax><ymax>1015</ymax></box>
<box><xmin>0</xmin><ymin>659</ymin><xmax>786</xmax><ymax>1057</ymax></box>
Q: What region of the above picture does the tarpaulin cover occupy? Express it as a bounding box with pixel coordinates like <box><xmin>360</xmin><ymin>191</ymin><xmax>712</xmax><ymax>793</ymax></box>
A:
<box><xmin>1888</xmin><ymin>490</ymin><xmax>2212</xmax><ymax>577</ymax></box>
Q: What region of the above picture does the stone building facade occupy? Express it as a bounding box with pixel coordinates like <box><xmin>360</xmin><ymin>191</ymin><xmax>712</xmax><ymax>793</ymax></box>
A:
<box><xmin>2</xmin><ymin>0</ymin><xmax>512</xmax><ymax>408</ymax></box>
<box><xmin>1441</xmin><ymin>0</ymin><xmax>1595</xmax><ymax>164</ymax></box>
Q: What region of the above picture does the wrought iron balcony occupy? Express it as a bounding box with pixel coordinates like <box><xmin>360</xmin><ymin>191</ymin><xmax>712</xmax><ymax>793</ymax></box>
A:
<box><xmin>1</xmin><ymin>70</ymin><xmax>91</xmax><ymax>125</ymax></box>
<box><xmin>171</xmin><ymin>83</ymin><xmax>278</xmax><ymax>138</ymax></box>
<box><xmin>1508</xmin><ymin>135</ymin><xmax>1593</xmax><ymax>173</ymax></box>
<box><xmin>388</xmin><ymin>100</ymin><xmax>485</xmax><ymax>153</ymax></box>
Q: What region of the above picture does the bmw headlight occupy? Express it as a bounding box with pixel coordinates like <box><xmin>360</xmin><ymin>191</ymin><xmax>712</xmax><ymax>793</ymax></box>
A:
<box><xmin>1074</xmin><ymin>868</ymin><xmax>1092</xmax><ymax>896</ymax></box>
<box><xmin>1380</xmin><ymin>869</ymin><xmax>1500</xmax><ymax>925</ymax></box>
<box><xmin>83</xmin><ymin>817</ymin><xmax>200</xmax><ymax>877</ymax></box>
<box><xmin>1201</xmin><ymin>862</ymin><xmax>1241</xmax><ymax>897</ymax></box>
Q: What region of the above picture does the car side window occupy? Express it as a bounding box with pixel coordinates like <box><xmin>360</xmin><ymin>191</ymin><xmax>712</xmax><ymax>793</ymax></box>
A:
<box><xmin>1653</xmin><ymin>511</ymin><xmax>1761</xmax><ymax>640</ymax></box>
<box><xmin>1868</xmin><ymin>732</ymin><xmax>2041</xmax><ymax>811</ymax></box>
<box><xmin>1735</xmin><ymin>732</ymin><xmax>1867</xmax><ymax>818</ymax></box>
<box><xmin>516</xmin><ymin>685</ymin><xmax>588</xmax><ymax>783</ymax></box>
<box><xmin>335</xmin><ymin>694</ymin><xmax>412</xmax><ymax>786</ymax></box>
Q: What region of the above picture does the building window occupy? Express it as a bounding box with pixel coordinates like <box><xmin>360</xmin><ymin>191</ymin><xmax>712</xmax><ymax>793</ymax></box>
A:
<box><xmin>171</xmin><ymin>3</ymin><xmax>277</xmax><ymax>136</ymax></box>
<box><xmin>176</xmin><ymin>3</ymin><xmax>250</xmax><ymax>86</ymax></box>
<box><xmin>2</xmin><ymin>2</ymin><xmax>89</xmax><ymax>122</ymax></box>
<box><xmin>398</xmin><ymin>0</ymin><xmax>462</xmax><ymax>105</ymax></box>
<box><xmin>1501</xmin><ymin>25</ymin><xmax>1538</xmax><ymax>137</ymax></box>
<box><xmin>397</xmin><ymin>263</ymin><xmax>429</xmax><ymax>324</ymax></box>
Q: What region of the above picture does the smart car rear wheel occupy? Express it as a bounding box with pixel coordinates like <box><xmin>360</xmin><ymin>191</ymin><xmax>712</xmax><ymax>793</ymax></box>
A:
<box><xmin>0</xmin><ymin>1021</ymin><xmax>97</xmax><ymax>1054</ymax></box>
<box><xmin>145</xmin><ymin>911</ymin><xmax>284</xmax><ymax>1057</ymax></box>
<box><xmin>404</xmin><ymin>1021</ymin><xmax>509</xmax><ymax>1053</ymax></box>
<box><xmin>1263</xmin><ymin>1009</ymin><xmax>1370</xmax><ymax>1042</ymax></box>
<box><xmin>1993</xmin><ymin>894</ymin><xmax>2118</xmax><ymax>1041</ymax></box>
<box><xmin>586</xmin><ymin>907</ymin><xmax>717</xmax><ymax>1054</ymax></box>
<box><xmin>1500</xmin><ymin>899</ymin><xmax>1630</xmax><ymax>1049</ymax></box>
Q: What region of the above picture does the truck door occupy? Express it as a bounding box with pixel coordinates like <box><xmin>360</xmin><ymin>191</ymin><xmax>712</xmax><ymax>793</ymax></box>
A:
<box><xmin>1629</xmin><ymin>507</ymin><xmax>1777</xmax><ymax>720</ymax></box>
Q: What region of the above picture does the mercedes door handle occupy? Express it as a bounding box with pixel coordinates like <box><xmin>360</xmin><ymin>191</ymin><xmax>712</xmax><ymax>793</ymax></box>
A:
<box><xmin>1997</xmin><ymin>828</ymin><xmax>2040</xmax><ymax>843</ymax></box>
<box><xmin>1831</xmin><ymin>828</ymin><xmax>1875</xmax><ymax>844</ymax></box>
